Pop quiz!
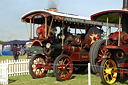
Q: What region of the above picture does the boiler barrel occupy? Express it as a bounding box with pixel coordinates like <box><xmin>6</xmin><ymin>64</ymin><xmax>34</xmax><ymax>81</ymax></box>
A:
<box><xmin>62</xmin><ymin>45</ymin><xmax>81</xmax><ymax>55</ymax></box>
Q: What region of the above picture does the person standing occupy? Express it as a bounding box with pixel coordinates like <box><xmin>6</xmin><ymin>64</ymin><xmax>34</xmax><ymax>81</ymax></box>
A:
<box><xmin>17</xmin><ymin>44</ymin><xmax>21</xmax><ymax>60</ymax></box>
<box><xmin>11</xmin><ymin>45</ymin><xmax>17</xmax><ymax>60</ymax></box>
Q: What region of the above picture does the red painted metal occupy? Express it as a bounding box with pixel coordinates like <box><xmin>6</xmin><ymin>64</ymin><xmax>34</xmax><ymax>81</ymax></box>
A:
<box><xmin>36</xmin><ymin>25</ymin><xmax>50</xmax><ymax>39</ymax></box>
<box><xmin>106</xmin><ymin>46</ymin><xmax>118</xmax><ymax>49</ymax></box>
<box><xmin>63</xmin><ymin>45</ymin><xmax>81</xmax><ymax>55</ymax></box>
<box><xmin>124</xmin><ymin>63</ymin><xmax>128</xmax><ymax>67</ymax></box>
<box><xmin>120</xmin><ymin>69</ymin><xmax>124</xmax><ymax>77</ymax></box>
<box><xmin>31</xmin><ymin>40</ymin><xmax>44</xmax><ymax>46</ymax></box>
<box><xmin>70</xmin><ymin>52</ymin><xmax>80</xmax><ymax>61</ymax></box>
<box><xmin>91</xmin><ymin>10</ymin><xmax>128</xmax><ymax>21</ymax></box>
<box><xmin>56</xmin><ymin>56</ymin><xmax>73</xmax><ymax>80</ymax></box>
<box><xmin>81</xmin><ymin>53</ymin><xmax>89</xmax><ymax>61</ymax></box>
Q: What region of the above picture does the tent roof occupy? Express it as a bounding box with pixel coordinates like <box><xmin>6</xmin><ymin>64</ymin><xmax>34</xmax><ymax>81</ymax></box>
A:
<box><xmin>2</xmin><ymin>40</ymin><xmax>32</xmax><ymax>45</ymax></box>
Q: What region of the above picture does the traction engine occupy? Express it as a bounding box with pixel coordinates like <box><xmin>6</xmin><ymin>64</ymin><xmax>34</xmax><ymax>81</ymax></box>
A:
<box><xmin>89</xmin><ymin>0</ymin><xmax>128</xmax><ymax>84</ymax></box>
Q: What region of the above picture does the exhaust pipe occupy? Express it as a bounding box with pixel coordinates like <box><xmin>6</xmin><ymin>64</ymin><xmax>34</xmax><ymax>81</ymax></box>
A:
<box><xmin>123</xmin><ymin>0</ymin><xmax>128</xmax><ymax>10</ymax></box>
<box><xmin>122</xmin><ymin>0</ymin><xmax>128</xmax><ymax>33</ymax></box>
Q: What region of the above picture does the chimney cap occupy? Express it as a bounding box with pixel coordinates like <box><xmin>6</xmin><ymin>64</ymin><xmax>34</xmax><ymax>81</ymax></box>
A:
<box><xmin>48</xmin><ymin>8</ymin><xmax>58</xmax><ymax>12</ymax></box>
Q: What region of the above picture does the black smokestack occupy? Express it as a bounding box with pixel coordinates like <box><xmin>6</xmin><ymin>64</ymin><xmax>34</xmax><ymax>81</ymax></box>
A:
<box><xmin>123</xmin><ymin>0</ymin><xmax>128</xmax><ymax>10</ymax></box>
<box><xmin>122</xmin><ymin>14</ymin><xmax>128</xmax><ymax>33</ymax></box>
<box><xmin>122</xmin><ymin>0</ymin><xmax>128</xmax><ymax>33</ymax></box>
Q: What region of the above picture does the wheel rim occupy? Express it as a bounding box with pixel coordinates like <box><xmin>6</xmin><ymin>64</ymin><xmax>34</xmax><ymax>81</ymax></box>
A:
<box><xmin>103</xmin><ymin>59</ymin><xmax>117</xmax><ymax>84</ymax></box>
<box><xmin>56</xmin><ymin>56</ymin><xmax>73</xmax><ymax>80</ymax></box>
<box><xmin>31</xmin><ymin>55</ymin><xmax>47</xmax><ymax>78</ymax></box>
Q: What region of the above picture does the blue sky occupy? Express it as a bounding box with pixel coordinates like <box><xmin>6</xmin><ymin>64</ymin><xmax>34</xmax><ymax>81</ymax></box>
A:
<box><xmin>0</xmin><ymin>0</ymin><xmax>122</xmax><ymax>41</ymax></box>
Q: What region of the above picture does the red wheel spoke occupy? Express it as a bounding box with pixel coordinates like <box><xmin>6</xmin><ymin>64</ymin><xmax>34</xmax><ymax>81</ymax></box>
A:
<box><xmin>33</xmin><ymin>67</ymin><xmax>37</xmax><ymax>69</ymax></box>
<box><xmin>66</xmin><ymin>70</ymin><xmax>69</xmax><ymax>74</ymax></box>
<box><xmin>66</xmin><ymin>62</ymin><xmax>69</xmax><ymax>66</ymax></box>
<box><xmin>105</xmin><ymin>49</ymin><xmax>108</xmax><ymax>53</ymax></box>
<box><xmin>39</xmin><ymin>57</ymin><xmax>41</xmax><ymax>62</ymax></box>
<box><xmin>101</xmin><ymin>49</ymin><xmax>104</xmax><ymax>54</ymax></box>
<box><xmin>41</xmin><ymin>65</ymin><xmax>45</xmax><ymax>68</ymax></box>
<box><xmin>67</xmin><ymin>67</ymin><xmax>70</xmax><ymax>70</ymax></box>
<box><xmin>36</xmin><ymin>59</ymin><xmax>39</xmax><ymax>64</ymax></box>
<box><xmin>99</xmin><ymin>54</ymin><xmax>102</xmax><ymax>57</ymax></box>
<box><xmin>61</xmin><ymin>59</ymin><xmax>64</xmax><ymax>65</ymax></box>
<box><xmin>61</xmin><ymin>71</ymin><xmax>64</xmax><ymax>77</ymax></box>
<box><xmin>38</xmin><ymin>70</ymin><xmax>41</xmax><ymax>75</ymax></box>
<box><xmin>41</xmin><ymin>59</ymin><xmax>44</xmax><ymax>63</ymax></box>
<box><xmin>63</xmin><ymin>58</ymin><xmax>67</xmax><ymax>64</ymax></box>
<box><xmin>35</xmin><ymin>69</ymin><xmax>37</xmax><ymax>73</ymax></box>
<box><xmin>98</xmin><ymin>59</ymin><xmax>102</xmax><ymax>63</ymax></box>
<box><xmin>63</xmin><ymin>73</ymin><xmax>66</xmax><ymax>77</ymax></box>
<box><xmin>57</xmin><ymin>66</ymin><xmax>62</xmax><ymax>69</ymax></box>
<box><xmin>32</xmin><ymin>63</ymin><xmax>37</xmax><ymax>65</ymax></box>
<box><xmin>58</xmin><ymin>69</ymin><xmax>60</xmax><ymax>73</ymax></box>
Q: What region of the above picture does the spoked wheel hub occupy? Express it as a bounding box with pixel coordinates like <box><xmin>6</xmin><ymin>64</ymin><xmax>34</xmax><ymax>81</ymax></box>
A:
<box><xmin>36</xmin><ymin>64</ymin><xmax>44</xmax><ymax>69</ymax></box>
<box><xmin>58</xmin><ymin>65</ymin><xmax>67</xmax><ymax>71</ymax></box>
<box><xmin>105</xmin><ymin>68</ymin><xmax>112</xmax><ymax>75</ymax></box>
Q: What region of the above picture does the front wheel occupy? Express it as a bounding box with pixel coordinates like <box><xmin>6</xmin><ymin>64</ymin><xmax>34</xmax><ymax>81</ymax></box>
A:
<box><xmin>53</xmin><ymin>54</ymin><xmax>73</xmax><ymax>81</ymax></box>
<box><xmin>100</xmin><ymin>59</ymin><xmax>117</xmax><ymax>85</ymax></box>
<box><xmin>29</xmin><ymin>54</ymin><xmax>48</xmax><ymax>79</ymax></box>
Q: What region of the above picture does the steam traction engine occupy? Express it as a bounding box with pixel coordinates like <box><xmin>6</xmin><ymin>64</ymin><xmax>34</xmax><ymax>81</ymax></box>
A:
<box><xmin>90</xmin><ymin>0</ymin><xmax>128</xmax><ymax>84</ymax></box>
<box><xmin>21</xmin><ymin>8</ymin><xmax>116</xmax><ymax>81</ymax></box>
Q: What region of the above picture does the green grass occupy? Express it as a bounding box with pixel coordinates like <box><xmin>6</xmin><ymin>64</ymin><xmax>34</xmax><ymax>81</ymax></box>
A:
<box><xmin>0</xmin><ymin>55</ymin><xmax>26</xmax><ymax>61</ymax></box>
<box><xmin>0</xmin><ymin>56</ymin><xmax>128</xmax><ymax>85</ymax></box>
<box><xmin>8</xmin><ymin>73</ymin><xmax>128</xmax><ymax>85</ymax></box>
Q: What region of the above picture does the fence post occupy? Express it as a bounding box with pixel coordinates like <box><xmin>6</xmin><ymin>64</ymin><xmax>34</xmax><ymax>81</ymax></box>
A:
<box><xmin>88</xmin><ymin>63</ymin><xmax>91</xmax><ymax>85</ymax></box>
<box><xmin>0</xmin><ymin>60</ymin><xmax>8</xmax><ymax>85</ymax></box>
<box><xmin>6</xmin><ymin>59</ymin><xmax>8</xmax><ymax>85</ymax></box>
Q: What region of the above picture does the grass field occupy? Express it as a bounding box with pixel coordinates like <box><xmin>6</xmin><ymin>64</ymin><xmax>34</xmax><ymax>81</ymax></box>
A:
<box><xmin>0</xmin><ymin>56</ymin><xmax>128</xmax><ymax>85</ymax></box>
<box><xmin>0</xmin><ymin>55</ymin><xmax>26</xmax><ymax>61</ymax></box>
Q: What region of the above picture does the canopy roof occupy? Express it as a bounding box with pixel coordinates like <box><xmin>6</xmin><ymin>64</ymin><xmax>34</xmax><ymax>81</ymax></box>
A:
<box><xmin>91</xmin><ymin>9</ymin><xmax>128</xmax><ymax>24</ymax></box>
<box><xmin>21</xmin><ymin>9</ymin><xmax>118</xmax><ymax>27</ymax></box>
<box><xmin>2</xmin><ymin>40</ymin><xmax>32</xmax><ymax>45</ymax></box>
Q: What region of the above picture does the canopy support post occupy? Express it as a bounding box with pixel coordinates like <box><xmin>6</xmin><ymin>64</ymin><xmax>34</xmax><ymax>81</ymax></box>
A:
<box><xmin>75</xmin><ymin>24</ymin><xmax>76</xmax><ymax>35</ymax></box>
<box><xmin>30</xmin><ymin>19</ymin><xmax>32</xmax><ymax>39</ymax></box>
<box><xmin>106</xmin><ymin>17</ymin><xmax>108</xmax><ymax>46</ymax></box>
<box><xmin>48</xmin><ymin>18</ymin><xmax>53</xmax><ymax>36</ymax></box>
<box><xmin>25</xmin><ymin>22</ymin><xmax>30</xmax><ymax>38</ymax></box>
<box><xmin>118</xmin><ymin>16</ymin><xmax>121</xmax><ymax>46</ymax></box>
<box><xmin>45</xmin><ymin>17</ymin><xmax>47</xmax><ymax>38</ymax></box>
<box><xmin>33</xmin><ymin>18</ymin><xmax>35</xmax><ymax>39</ymax></box>
<box><xmin>62</xmin><ymin>21</ymin><xmax>64</xmax><ymax>48</ymax></box>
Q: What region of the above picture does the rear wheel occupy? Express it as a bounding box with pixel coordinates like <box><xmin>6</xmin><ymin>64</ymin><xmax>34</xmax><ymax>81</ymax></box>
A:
<box><xmin>89</xmin><ymin>40</ymin><xmax>109</xmax><ymax>73</ymax></box>
<box><xmin>89</xmin><ymin>40</ymin><xmax>99</xmax><ymax>73</ymax></box>
<box><xmin>100</xmin><ymin>59</ymin><xmax>117</xmax><ymax>85</ymax></box>
<box><xmin>53</xmin><ymin>54</ymin><xmax>73</xmax><ymax>81</ymax></box>
<box><xmin>29</xmin><ymin>54</ymin><xmax>48</xmax><ymax>79</ymax></box>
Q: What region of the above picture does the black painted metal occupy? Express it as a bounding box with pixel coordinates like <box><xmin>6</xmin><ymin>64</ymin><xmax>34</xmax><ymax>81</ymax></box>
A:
<box><xmin>122</xmin><ymin>14</ymin><xmax>128</xmax><ymax>33</ymax></box>
<box><xmin>123</xmin><ymin>0</ymin><xmax>128</xmax><ymax>9</ymax></box>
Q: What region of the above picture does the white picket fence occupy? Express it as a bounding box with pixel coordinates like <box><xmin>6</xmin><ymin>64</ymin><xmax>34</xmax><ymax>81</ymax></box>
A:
<box><xmin>0</xmin><ymin>59</ymin><xmax>30</xmax><ymax>85</ymax></box>
<box><xmin>0</xmin><ymin>63</ymin><xmax>8</xmax><ymax>85</ymax></box>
